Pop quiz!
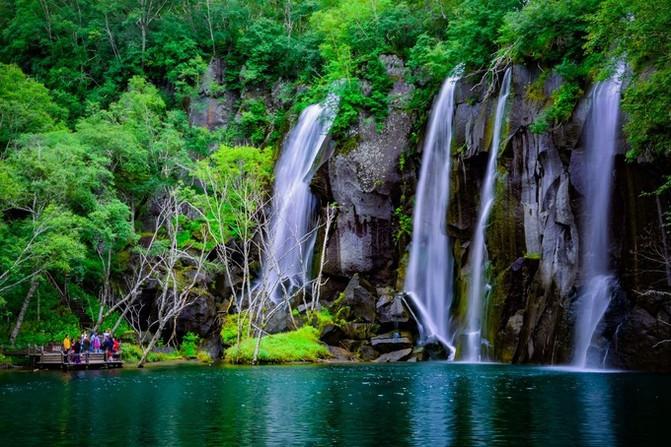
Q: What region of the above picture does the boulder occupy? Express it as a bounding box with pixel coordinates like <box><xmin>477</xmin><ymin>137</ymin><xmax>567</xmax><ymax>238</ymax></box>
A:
<box><xmin>320</xmin><ymin>324</ymin><xmax>346</xmax><ymax>346</ymax></box>
<box><xmin>357</xmin><ymin>342</ymin><xmax>379</xmax><ymax>361</ymax></box>
<box><xmin>264</xmin><ymin>304</ymin><xmax>293</xmax><ymax>334</ymax></box>
<box><xmin>423</xmin><ymin>339</ymin><xmax>449</xmax><ymax>360</ymax></box>
<box><xmin>370</xmin><ymin>331</ymin><xmax>413</xmax><ymax>353</ymax></box>
<box><xmin>327</xmin><ymin>345</ymin><xmax>356</xmax><ymax>362</ymax></box>
<box><xmin>376</xmin><ymin>292</ymin><xmax>410</xmax><ymax>324</ymax></box>
<box><xmin>374</xmin><ymin>348</ymin><xmax>413</xmax><ymax>363</ymax></box>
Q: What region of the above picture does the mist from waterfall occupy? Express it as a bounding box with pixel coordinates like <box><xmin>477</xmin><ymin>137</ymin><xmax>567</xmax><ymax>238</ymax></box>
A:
<box><xmin>260</xmin><ymin>95</ymin><xmax>338</xmax><ymax>304</ymax></box>
<box><xmin>572</xmin><ymin>65</ymin><xmax>624</xmax><ymax>368</ymax></box>
<box><xmin>405</xmin><ymin>75</ymin><xmax>460</xmax><ymax>357</ymax></box>
<box><xmin>461</xmin><ymin>68</ymin><xmax>512</xmax><ymax>362</ymax></box>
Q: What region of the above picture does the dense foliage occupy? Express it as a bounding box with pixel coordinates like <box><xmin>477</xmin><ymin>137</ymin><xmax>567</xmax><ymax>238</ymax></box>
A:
<box><xmin>1</xmin><ymin>0</ymin><xmax>669</xmax><ymax>358</ymax></box>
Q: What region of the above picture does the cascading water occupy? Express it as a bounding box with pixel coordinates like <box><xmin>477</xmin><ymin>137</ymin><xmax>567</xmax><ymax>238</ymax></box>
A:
<box><xmin>572</xmin><ymin>65</ymin><xmax>624</xmax><ymax>368</ymax></box>
<box><xmin>260</xmin><ymin>95</ymin><xmax>338</xmax><ymax>304</ymax></box>
<box><xmin>405</xmin><ymin>75</ymin><xmax>460</xmax><ymax>357</ymax></box>
<box><xmin>462</xmin><ymin>68</ymin><xmax>512</xmax><ymax>362</ymax></box>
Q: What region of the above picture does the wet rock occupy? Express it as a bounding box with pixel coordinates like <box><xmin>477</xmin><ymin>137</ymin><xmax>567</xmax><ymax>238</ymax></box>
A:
<box><xmin>175</xmin><ymin>294</ymin><xmax>218</xmax><ymax>338</ymax></box>
<box><xmin>611</xmin><ymin>290</ymin><xmax>671</xmax><ymax>371</ymax></box>
<box><xmin>323</xmin><ymin>57</ymin><xmax>413</xmax><ymax>282</ymax></box>
<box><xmin>374</xmin><ymin>348</ymin><xmax>413</xmax><ymax>363</ymax></box>
<box><xmin>264</xmin><ymin>304</ymin><xmax>293</xmax><ymax>334</ymax></box>
<box><xmin>201</xmin><ymin>335</ymin><xmax>223</xmax><ymax>359</ymax></box>
<box><xmin>423</xmin><ymin>340</ymin><xmax>449</xmax><ymax>360</ymax></box>
<box><xmin>189</xmin><ymin>59</ymin><xmax>237</xmax><ymax>131</ymax></box>
<box><xmin>376</xmin><ymin>292</ymin><xmax>410</xmax><ymax>324</ymax></box>
<box><xmin>357</xmin><ymin>342</ymin><xmax>379</xmax><ymax>361</ymax></box>
<box><xmin>370</xmin><ymin>331</ymin><xmax>413</xmax><ymax>353</ymax></box>
<box><xmin>342</xmin><ymin>274</ymin><xmax>377</xmax><ymax>323</ymax></box>
<box><xmin>342</xmin><ymin>322</ymin><xmax>378</xmax><ymax>340</ymax></box>
<box><xmin>189</xmin><ymin>95</ymin><xmax>237</xmax><ymax>130</ymax></box>
<box><xmin>327</xmin><ymin>345</ymin><xmax>356</xmax><ymax>362</ymax></box>
<box><xmin>320</xmin><ymin>324</ymin><xmax>346</xmax><ymax>346</ymax></box>
<box><xmin>340</xmin><ymin>339</ymin><xmax>362</xmax><ymax>353</ymax></box>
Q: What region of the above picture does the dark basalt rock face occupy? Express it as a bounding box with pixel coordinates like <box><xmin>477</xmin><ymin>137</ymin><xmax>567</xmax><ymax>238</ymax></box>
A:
<box><xmin>189</xmin><ymin>58</ymin><xmax>238</xmax><ymax>131</ymax></box>
<box><xmin>446</xmin><ymin>65</ymin><xmax>671</xmax><ymax>369</ymax></box>
<box><xmin>182</xmin><ymin>57</ymin><xmax>671</xmax><ymax>369</ymax></box>
<box><xmin>447</xmin><ymin>66</ymin><xmax>582</xmax><ymax>364</ymax></box>
<box><xmin>318</xmin><ymin>55</ymin><xmax>413</xmax><ymax>289</ymax></box>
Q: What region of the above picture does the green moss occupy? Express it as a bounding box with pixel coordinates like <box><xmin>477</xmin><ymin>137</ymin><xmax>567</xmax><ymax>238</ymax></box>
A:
<box><xmin>336</xmin><ymin>135</ymin><xmax>360</xmax><ymax>156</ymax></box>
<box><xmin>524</xmin><ymin>252</ymin><xmax>541</xmax><ymax>260</ymax></box>
<box><xmin>309</xmin><ymin>309</ymin><xmax>338</xmax><ymax>332</ymax></box>
<box><xmin>525</xmin><ymin>72</ymin><xmax>550</xmax><ymax>103</ymax></box>
<box><xmin>393</xmin><ymin>205</ymin><xmax>413</xmax><ymax>245</ymax></box>
<box><xmin>484</xmin><ymin>267</ymin><xmax>508</xmax><ymax>353</ymax></box>
<box><xmin>224</xmin><ymin>326</ymin><xmax>330</xmax><ymax>364</ymax></box>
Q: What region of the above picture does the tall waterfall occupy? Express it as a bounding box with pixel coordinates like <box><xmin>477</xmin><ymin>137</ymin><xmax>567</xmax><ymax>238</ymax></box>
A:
<box><xmin>405</xmin><ymin>76</ymin><xmax>460</xmax><ymax>357</ymax></box>
<box><xmin>462</xmin><ymin>68</ymin><xmax>512</xmax><ymax>362</ymax></box>
<box><xmin>572</xmin><ymin>66</ymin><xmax>624</xmax><ymax>368</ymax></box>
<box><xmin>260</xmin><ymin>97</ymin><xmax>338</xmax><ymax>304</ymax></box>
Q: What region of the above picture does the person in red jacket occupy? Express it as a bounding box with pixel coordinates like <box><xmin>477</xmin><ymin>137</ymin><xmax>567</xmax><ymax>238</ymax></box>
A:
<box><xmin>112</xmin><ymin>336</ymin><xmax>120</xmax><ymax>360</ymax></box>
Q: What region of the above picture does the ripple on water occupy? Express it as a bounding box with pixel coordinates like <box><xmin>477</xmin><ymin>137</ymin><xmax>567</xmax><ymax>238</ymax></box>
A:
<box><xmin>0</xmin><ymin>362</ymin><xmax>669</xmax><ymax>446</ymax></box>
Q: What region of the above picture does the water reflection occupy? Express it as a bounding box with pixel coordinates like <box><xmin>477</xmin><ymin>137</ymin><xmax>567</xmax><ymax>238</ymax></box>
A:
<box><xmin>0</xmin><ymin>363</ymin><xmax>669</xmax><ymax>446</ymax></box>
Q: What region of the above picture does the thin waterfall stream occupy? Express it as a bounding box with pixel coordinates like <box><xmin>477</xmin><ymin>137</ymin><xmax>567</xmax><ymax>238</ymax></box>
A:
<box><xmin>405</xmin><ymin>75</ymin><xmax>460</xmax><ymax>357</ymax></box>
<box><xmin>462</xmin><ymin>67</ymin><xmax>512</xmax><ymax>362</ymax></box>
<box><xmin>259</xmin><ymin>96</ymin><xmax>338</xmax><ymax>304</ymax></box>
<box><xmin>572</xmin><ymin>65</ymin><xmax>624</xmax><ymax>368</ymax></box>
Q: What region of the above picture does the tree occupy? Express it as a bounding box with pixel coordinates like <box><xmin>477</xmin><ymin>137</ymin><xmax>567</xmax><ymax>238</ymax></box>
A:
<box><xmin>129</xmin><ymin>186</ymin><xmax>210</xmax><ymax>367</ymax></box>
<box><xmin>0</xmin><ymin>63</ymin><xmax>64</xmax><ymax>148</ymax></box>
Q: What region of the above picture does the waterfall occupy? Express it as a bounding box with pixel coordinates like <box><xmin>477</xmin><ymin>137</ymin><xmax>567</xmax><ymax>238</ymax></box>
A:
<box><xmin>405</xmin><ymin>75</ymin><xmax>460</xmax><ymax>357</ymax></box>
<box><xmin>572</xmin><ymin>66</ymin><xmax>624</xmax><ymax>368</ymax></box>
<box><xmin>260</xmin><ymin>96</ymin><xmax>338</xmax><ymax>304</ymax></box>
<box><xmin>462</xmin><ymin>68</ymin><xmax>512</xmax><ymax>362</ymax></box>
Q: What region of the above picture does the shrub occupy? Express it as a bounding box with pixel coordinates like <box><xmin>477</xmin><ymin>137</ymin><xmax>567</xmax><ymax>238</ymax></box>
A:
<box><xmin>180</xmin><ymin>332</ymin><xmax>199</xmax><ymax>359</ymax></box>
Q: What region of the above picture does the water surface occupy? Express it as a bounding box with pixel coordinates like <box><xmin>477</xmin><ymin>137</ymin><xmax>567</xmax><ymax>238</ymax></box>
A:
<box><xmin>0</xmin><ymin>362</ymin><xmax>669</xmax><ymax>446</ymax></box>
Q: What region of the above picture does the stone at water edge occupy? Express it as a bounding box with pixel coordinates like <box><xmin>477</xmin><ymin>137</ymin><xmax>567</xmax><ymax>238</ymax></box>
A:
<box><xmin>374</xmin><ymin>348</ymin><xmax>413</xmax><ymax>363</ymax></box>
<box><xmin>357</xmin><ymin>343</ymin><xmax>379</xmax><ymax>361</ymax></box>
<box><xmin>327</xmin><ymin>345</ymin><xmax>356</xmax><ymax>362</ymax></box>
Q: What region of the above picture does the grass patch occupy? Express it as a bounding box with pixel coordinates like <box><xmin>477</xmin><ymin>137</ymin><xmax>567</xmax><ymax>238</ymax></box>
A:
<box><xmin>225</xmin><ymin>326</ymin><xmax>330</xmax><ymax>364</ymax></box>
<box><xmin>197</xmin><ymin>351</ymin><xmax>213</xmax><ymax>363</ymax></box>
<box><xmin>524</xmin><ymin>251</ymin><xmax>541</xmax><ymax>260</ymax></box>
<box><xmin>121</xmin><ymin>344</ymin><xmax>183</xmax><ymax>364</ymax></box>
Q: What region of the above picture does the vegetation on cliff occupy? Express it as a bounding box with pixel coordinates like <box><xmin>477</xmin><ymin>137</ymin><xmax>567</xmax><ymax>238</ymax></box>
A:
<box><xmin>0</xmin><ymin>0</ymin><xmax>669</xmax><ymax>362</ymax></box>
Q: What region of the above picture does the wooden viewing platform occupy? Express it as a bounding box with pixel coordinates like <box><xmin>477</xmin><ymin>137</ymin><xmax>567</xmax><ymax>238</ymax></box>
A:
<box><xmin>36</xmin><ymin>351</ymin><xmax>123</xmax><ymax>370</ymax></box>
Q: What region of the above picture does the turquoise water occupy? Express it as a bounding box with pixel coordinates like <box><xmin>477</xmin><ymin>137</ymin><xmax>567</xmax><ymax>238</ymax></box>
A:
<box><xmin>0</xmin><ymin>362</ymin><xmax>669</xmax><ymax>446</ymax></box>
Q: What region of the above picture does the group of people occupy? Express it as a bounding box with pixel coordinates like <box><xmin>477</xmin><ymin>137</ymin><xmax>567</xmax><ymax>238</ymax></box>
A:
<box><xmin>62</xmin><ymin>330</ymin><xmax>120</xmax><ymax>363</ymax></box>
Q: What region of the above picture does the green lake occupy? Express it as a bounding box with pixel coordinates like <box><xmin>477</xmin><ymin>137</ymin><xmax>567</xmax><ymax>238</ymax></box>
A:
<box><xmin>0</xmin><ymin>362</ymin><xmax>669</xmax><ymax>446</ymax></box>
